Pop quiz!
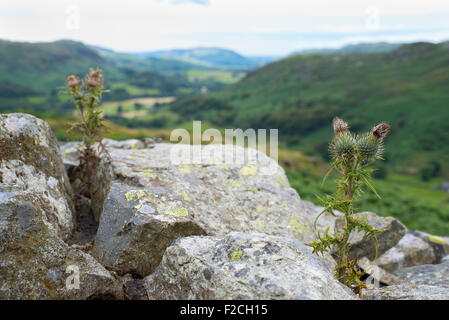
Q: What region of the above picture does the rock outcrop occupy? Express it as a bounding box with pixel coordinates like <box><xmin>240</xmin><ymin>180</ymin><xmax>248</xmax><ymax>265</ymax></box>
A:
<box><xmin>144</xmin><ymin>232</ymin><xmax>356</xmax><ymax>300</ymax></box>
<box><xmin>91</xmin><ymin>182</ymin><xmax>206</xmax><ymax>277</ymax></box>
<box><xmin>2</xmin><ymin>113</ymin><xmax>447</xmax><ymax>300</ymax></box>
<box><xmin>0</xmin><ymin>114</ymin><xmax>123</xmax><ymax>299</ymax></box>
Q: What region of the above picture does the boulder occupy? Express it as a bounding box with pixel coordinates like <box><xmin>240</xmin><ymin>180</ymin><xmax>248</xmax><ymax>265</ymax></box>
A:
<box><xmin>373</xmin><ymin>232</ymin><xmax>436</xmax><ymax>272</ymax></box>
<box><xmin>394</xmin><ymin>259</ymin><xmax>449</xmax><ymax>288</ymax></box>
<box><xmin>336</xmin><ymin>212</ymin><xmax>407</xmax><ymax>261</ymax></box>
<box><xmin>408</xmin><ymin>230</ymin><xmax>449</xmax><ymax>263</ymax></box>
<box><xmin>91</xmin><ymin>182</ymin><xmax>207</xmax><ymax>277</ymax></box>
<box><xmin>0</xmin><ymin>205</ymin><xmax>123</xmax><ymax>300</ymax></box>
<box><xmin>144</xmin><ymin>232</ymin><xmax>356</xmax><ymax>300</ymax></box>
<box><xmin>0</xmin><ymin>165</ymin><xmax>123</xmax><ymax>299</ymax></box>
<box><xmin>312</xmin><ymin>209</ymin><xmax>407</xmax><ymax>261</ymax></box>
<box><xmin>363</xmin><ymin>284</ymin><xmax>449</xmax><ymax>300</ymax></box>
<box><xmin>62</xmin><ymin>140</ymin><xmax>406</xmax><ymax>266</ymax></box>
<box><xmin>0</xmin><ymin>113</ymin><xmax>123</xmax><ymax>299</ymax></box>
<box><xmin>62</xmin><ymin>143</ymin><xmax>316</xmax><ymax>244</ymax></box>
<box><xmin>1</xmin><ymin>113</ymin><xmax>75</xmax><ymax>225</ymax></box>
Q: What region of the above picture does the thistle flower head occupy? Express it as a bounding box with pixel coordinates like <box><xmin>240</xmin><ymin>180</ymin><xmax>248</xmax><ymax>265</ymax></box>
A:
<box><xmin>330</xmin><ymin>131</ymin><xmax>356</xmax><ymax>159</ymax></box>
<box><xmin>66</xmin><ymin>75</ymin><xmax>80</xmax><ymax>88</ymax></box>
<box><xmin>333</xmin><ymin>117</ymin><xmax>349</xmax><ymax>135</ymax></box>
<box><xmin>356</xmin><ymin>133</ymin><xmax>383</xmax><ymax>162</ymax></box>
<box><xmin>372</xmin><ymin>122</ymin><xmax>390</xmax><ymax>140</ymax></box>
<box><xmin>85</xmin><ymin>68</ymin><xmax>103</xmax><ymax>88</ymax></box>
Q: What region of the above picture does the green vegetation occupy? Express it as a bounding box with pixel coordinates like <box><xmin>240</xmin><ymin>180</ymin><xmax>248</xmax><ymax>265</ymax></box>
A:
<box><xmin>205</xmin><ymin>41</ymin><xmax>449</xmax><ymax>173</ymax></box>
<box><xmin>287</xmin><ymin>167</ymin><xmax>449</xmax><ymax>236</ymax></box>
<box><xmin>64</xmin><ymin>69</ymin><xmax>107</xmax><ymax>197</ymax></box>
<box><xmin>0</xmin><ymin>39</ymin><xmax>246</xmax><ymax>119</ymax></box>
<box><xmin>307</xmin><ymin>118</ymin><xmax>390</xmax><ymax>295</ymax></box>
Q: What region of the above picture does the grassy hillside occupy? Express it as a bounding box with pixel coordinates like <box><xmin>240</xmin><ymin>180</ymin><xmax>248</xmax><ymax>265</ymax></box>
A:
<box><xmin>203</xmin><ymin>41</ymin><xmax>449</xmax><ymax>172</ymax></box>
<box><xmin>0</xmin><ymin>39</ymin><xmax>240</xmax><ymax>117</ymax></box>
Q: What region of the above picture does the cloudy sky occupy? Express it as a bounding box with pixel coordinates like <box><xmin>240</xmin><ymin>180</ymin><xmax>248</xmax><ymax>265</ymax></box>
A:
<box><xmin>1</xmin><ymin>0</ymin><xmax>449</xmax><ymax>55</ymax></box>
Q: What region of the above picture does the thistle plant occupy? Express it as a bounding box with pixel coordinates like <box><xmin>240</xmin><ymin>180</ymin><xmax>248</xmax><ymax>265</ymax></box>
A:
<box><xmin>306</xmin><ymin>117</ymin><xmax>390</xmax><ymax>297</ymax></box>
<box><xmin>64</xmin><ymin>68</ymin><xmax>107</xmax><ymax>196</ymax></box>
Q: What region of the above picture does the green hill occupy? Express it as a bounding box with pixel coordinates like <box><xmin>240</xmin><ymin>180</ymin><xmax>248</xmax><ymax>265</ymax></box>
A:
<box><xmin>0</xmin><ymin>39</ymin><xmax>198</xmax><ymax>115</ymax></box>
<box><xmin>0</xmin><ymin>39</ymin><xmax>187</xmax><ymax>94</ymax></box>
<box><xmin>203</xmin><ymin>41</ymin><xmax>449</xmax><ymax>171</ymax></box>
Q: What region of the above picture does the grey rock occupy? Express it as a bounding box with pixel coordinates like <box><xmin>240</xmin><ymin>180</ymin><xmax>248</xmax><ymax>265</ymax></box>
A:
<box><xmin>89</xmin><ymin>154</ymin><xmax>113</xmax><ymax>223</ymax></box>
<box><xmin>103</xmin><ymin>138</ymin><xmax>144</xmax><ymax>150</ymax></box>
<box><xmin>144</xmin><ymin>232</ymin><xmax>356</xmax><ymax>300</ymax></box>
<box><xmin>121</xmin><ymin>274</ymin><xmax>148</xmax><ymax>300</ymax></box>
<box><xmin>0</xmin><ymin>114</ymin><xmax>123</xmax><ymax>299</ymax></box>
<box><xmin>373</xmin><ymin>232</ymin><xmax>436</xmax><ymax>272</ymax></box>
<box><xmin>0</xmin><ymin>174</ymin><xmax>123</xmax><ymax>299</ymax></box>
<box><xmin>335</xmin><ymin>212</ymin><xmax>407</xmax><ymax>261</ymax></box>
<box><xmin>394</xmin><ymin>259</ymin><xmax>449</xmax><ymax>287</ymax></box>
<box><xmin>363</xmin><ymin>284</ymin><xmax>449</xmax><ymax>300</ymax></box>
<box><xmin>1</xmin><ymin>113</ymin><xmax>75</xmax><ymax>225</ymax></box>
<box><xmin>91</xmin><ymin>182</ymin><xmax>207</xmax><ymax>277</ymax></box>
<box><xmin>61</xmin><ymin>142</ymin><xmax>320</xmax><ymax>244</ymax></box>
<box><xmin>408</xmin><ymin>230</ymin><xmax>449</xmax><ymax>263</ymax></box>
<box><xmin>63</xmin><ymin>140</ymin><xmax>406</xmax><ymax>265</ymax></box>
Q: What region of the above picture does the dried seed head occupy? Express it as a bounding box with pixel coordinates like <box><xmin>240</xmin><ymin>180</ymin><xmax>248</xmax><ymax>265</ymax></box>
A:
<box><xmin>372</xmin><ymin>122</ymin><xmax>390</xmax><ymax>140</ymax></box>
<box><xmin>66</xmin><ymin>75</ymin><xmax>80</xmax><ymax>88</ymax></box>
<box><xmin>85</xmin><ymin>68</ymin><xmax>103</xmax><ymax>88</ymax></box>
<box><xmin>333</xmin><ymin>117</ymin><xmax>349</xmax><ymax>135</ymax></box>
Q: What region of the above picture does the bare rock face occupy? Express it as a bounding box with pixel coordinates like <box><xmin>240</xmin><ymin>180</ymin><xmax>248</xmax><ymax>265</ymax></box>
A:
<box><xmin>0</xmin><ymin>113</ymin><xmax>123</xmax><ymax>299</ymax></box>
<box><xmin>363</xmin><ymin>284</ymin><xmax>449</xmax><ymax>300</ymax></box>
<box><xmin>91</xmin><ymin>182</ymin><xmax>207</xmax><ymax>277</ymax></box>
<box><xmin>144</xmin><ymin>232</ymin><xmax>356</xmax><ymax>300</ymax></box>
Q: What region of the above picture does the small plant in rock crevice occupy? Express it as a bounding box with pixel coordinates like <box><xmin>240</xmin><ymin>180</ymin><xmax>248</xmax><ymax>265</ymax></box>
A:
<box><xmin>306</xmin><ymin>117</ymin><xmax>390</xmax><ymax>298</ymax></box>
<box><xmin>63</xmin><ymin>68</ymin><xmax>107</xmax><ymax>197</ymax></box>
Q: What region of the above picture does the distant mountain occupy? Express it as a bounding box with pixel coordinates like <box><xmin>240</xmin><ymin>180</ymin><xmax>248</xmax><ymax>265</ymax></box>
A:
<box><xmin>135</xmin><ymin>47</ymin><xmax>276</xmax><ymax>69</ymax></box>
<box><xmin>203</xmin><ymin>41</ymin><xmax>449</xmax><ymax>168</ymax></box>
<box><xmin>296</xmin><ymin>42</ymin><xmax>401</xmax><ymax>55</ymax></box>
